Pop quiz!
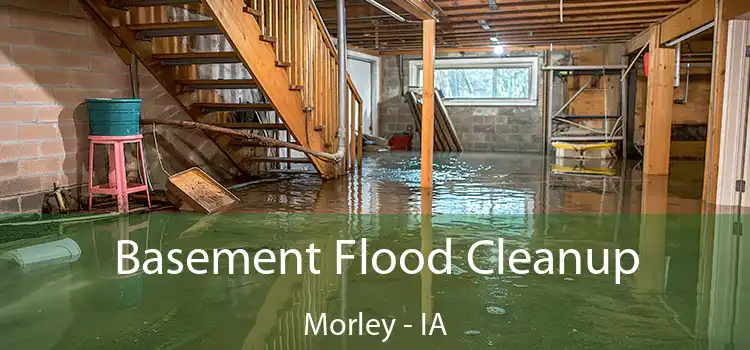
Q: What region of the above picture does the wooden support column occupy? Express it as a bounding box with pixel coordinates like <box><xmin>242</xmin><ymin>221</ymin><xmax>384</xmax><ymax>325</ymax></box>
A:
<box><xmin>644</xmin><ymin>25</ymin><xmax>676</xmax><ymax>175</ymax></box>
<box><xmin>703</xmin><ymin>3</ymin><xmax>729</xmax><ymax>204</ymax></box>
<box><xmin>421</xmin><ymin>19</ymin><xmax>436</xmax><ymax>189</ymax></box>
<box><xmin>636</xmin><ymin>175</ymin><xmax>669</xmax><ymax>292</ymax></box>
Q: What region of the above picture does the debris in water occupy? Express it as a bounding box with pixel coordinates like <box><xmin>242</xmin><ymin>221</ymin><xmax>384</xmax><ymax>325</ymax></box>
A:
<box><xmin>463</xmin><ymin>330</ymin><xmax>481</xmax><ymax>335</ymax></box>
<box><xmin>512</xmin><ymin>284</ymin><xmax>528</xmax><ymax>288</ymax></box>
<box><xmin>486</xmin><ymin>306</ymin><xmax>506</xmax><ymax>315</ymax></box>
<box><xmin>451</xmin><ymin>264</ymin><xmax>468</xmax><ymax>276</ymax></box>
<box><xmin>564</xmin><ymin>277</ymin><xmax>575</xmax><ymax>282</ymax></box>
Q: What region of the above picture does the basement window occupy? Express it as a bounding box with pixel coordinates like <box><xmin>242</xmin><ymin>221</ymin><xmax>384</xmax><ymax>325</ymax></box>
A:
<box><xmin>408</xmin><ymin>57</ymin><xmax>539</xmax><ymax>106</ymax></box>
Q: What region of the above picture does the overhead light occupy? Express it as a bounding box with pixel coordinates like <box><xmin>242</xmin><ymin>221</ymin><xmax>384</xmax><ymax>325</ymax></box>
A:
<box><xmin>489</xmin><ymin>37</ymin><xmax>499</xmax><ymax>42</ymax></box>
<box><xmin>478</xmin><ymin>19</ymin><xmax>491</xmax><ymax>31</ymax></box>
<box><xmin>493</xmin><ymin>45</ymin><xmax>505</xmax><ymax>55</ymax></box>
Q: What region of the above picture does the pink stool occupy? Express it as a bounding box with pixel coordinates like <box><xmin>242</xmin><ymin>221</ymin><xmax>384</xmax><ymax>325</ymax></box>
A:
<box><xmin>88</xmin><ymin>134</ymin><xmax>151</xmax><ymax>213</ymax></box>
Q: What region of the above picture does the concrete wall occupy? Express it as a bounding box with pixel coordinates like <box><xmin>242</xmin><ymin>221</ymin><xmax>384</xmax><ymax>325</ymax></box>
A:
<box><xmin>379</xmin><ymin>51</ymin><xmax>546</xmax><ymax>152</ymax></box>
<box><xmin>0</xmin><ymin>4</ymin><xmax>238</xmax><ymax>213</ymax></box>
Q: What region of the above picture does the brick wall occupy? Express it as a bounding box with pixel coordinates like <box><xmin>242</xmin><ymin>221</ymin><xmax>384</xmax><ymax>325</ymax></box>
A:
<box><xmin>0</xmin><ymin>4</ymin><xmax>238</xmax><ymax>213</ymax></box>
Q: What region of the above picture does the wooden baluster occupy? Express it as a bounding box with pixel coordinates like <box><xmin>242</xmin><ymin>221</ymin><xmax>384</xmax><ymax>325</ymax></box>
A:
<box><xmin>279</xmin><ymin>0</ymin><xmax>285</xmax><ymax>63</ymax></box>
<box><xmin>324</xmin><ymin>47</ymin><xmax>328</xmax><ymax>147</ymax></box>
<box><xmin>273</xmin><ymin>0</ymin><xmax>280</xmax><ymax>58</ymax></box>
<box><xmin>315</xmin><ymin>34</ymin><xmax>325</xmax><ymax>145</ymax></box>
<box><xmin>289</xmin><ymin>0</ymin><xmax>295</xmax><ymax>86</ymax></box>
<box><xmin>259</xmin><ymin>0</ymin><xmax>265</xmax><ymax>35</ymax></box>
<box><xmin>286</xmin><ymin>0</ymin><xmax>292</xmax><ymax>66</ymax></box>
<box><xmin>349</xmin><ymin>90</ymin><xmax>355</xmax><ymax>172</ymax></box>
<box><xmin>332</xmin><ymin>57</ymin><xmax>337</xmax><ymax>150</ymax></box>
<box><xmin>294</xmin><ymin>0</ymin><xmax>300</xmax><ymax>87</ymax></box>
<box><xmin>357</xmin><ymin>96</ymin><xmax>364</xmax><ymax>169</ymax></box>
<box><xmin>268</xmin><ymin>0</ymin><xmax>275</xmax><ymax>39</ymax></box>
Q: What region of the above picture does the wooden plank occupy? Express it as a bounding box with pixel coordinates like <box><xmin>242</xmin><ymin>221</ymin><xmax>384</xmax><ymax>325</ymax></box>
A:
<box><xmin>391</xmin><ymin>0</ymin><xmax>436</xmax><ymax>20</ymax></box>
<box><xmin>177</xmin><ymin>79</ymin><xmax>258</xmax><ymax>89</ymax></box>
<box><xmin>724</xmin><ymin>0</ymin><xmax>750</xmax><ymax>19</ymax></box>
<box><xmin>193</xmin><ymin>103</ymin><xmax>276</xmax><ymax>112</ymax></box>
<box><xmin>201</xmin><ymin>0</ymin><xmax>334</xmax><ymax>177</ymax></box>
<box><xmin>626</xmin><ymin>27</ymin><xmax>651</xmax><ymax>53</ymax></box>
<box><xmin>247</xmin><ymin>157</ymin><xmax>311</xmax><ymax>163</ymax></box>
<box><xmin>436</xmin><ymin>91</ymin><xmax>463</xmax><ymax>151</ymax></box>
<box><xmin>643</xmin><ymin>25</ymin><xmax>676</xmax><ymax>176</ymax></box>
<box><xmin>627</xmin><ymin>0</ymin><xmax>715</xmax><ymax>52</ymax></box>
<box><xmin>421</xmin><ymin>19</ymin><xmax>436</xmax><ymax>189</ymax></box>
<box><xmin>152</xmin><ymin>51</ymin><xmax>241</xmax><ymax>65</ymax></box>
<box><xmin>659</xmin><ymin>0</ymin><xmax>715</xmax><ymax>44</ymax></box>
<box><xmin>211</xmin><ymin>123</ymin><xmax>286</xmax><ymax>129</ymax></box>
<box><xmin>702</xmin><ymin>4</ymin><xmax>729</xmax><ymax>204</ymax></box>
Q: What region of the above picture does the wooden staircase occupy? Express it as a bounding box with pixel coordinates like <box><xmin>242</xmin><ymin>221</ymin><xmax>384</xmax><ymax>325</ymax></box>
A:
<box><xmin>79</xmin><ymin>0</ymin><xmax>363</xmax><ymax>179</ymax></box>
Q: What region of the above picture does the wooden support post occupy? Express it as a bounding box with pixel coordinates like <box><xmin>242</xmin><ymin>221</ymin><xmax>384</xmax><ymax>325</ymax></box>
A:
<box><xmin>420</xmin><ymin>190</ymin><xmax>433</xmax><ymax>321</ymax></box>
<box><xmin>421</xmin><ymin>19</ymin><xmax>436</xmax><ymax>189</ymax></box>
<box><xmin>703</xmin><ymin>3</ymin><xmax>729</xmax><ymax>204</ymax></box>
<box><xmin>636</xmin><ymin>175</ymin><xmax>668</xmax><ymax>292</ymax></box>
<box><xmin>644</xmin><ymin>25</ymin><xmax>676</xmax><ymax>176</ymax></box>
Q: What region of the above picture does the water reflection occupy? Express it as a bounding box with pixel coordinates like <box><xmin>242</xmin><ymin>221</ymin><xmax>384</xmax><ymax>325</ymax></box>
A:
<box><xmin>0</xmin><ymin>152</ymin><xmax>745</xmax><ymax>349</ymax></box>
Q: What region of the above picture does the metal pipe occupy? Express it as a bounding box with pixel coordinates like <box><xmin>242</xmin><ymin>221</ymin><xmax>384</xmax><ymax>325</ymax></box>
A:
<box><xmin>674</xmin><ymin>42</ymin><xmax>681</xmax><ymax>87</ymax></box>
<box><xmin>362</xmin><ymin>0</ymin><xmax>408</xmax><ymax>22</ymax></box>
<box><xmin>337</xmin><ymin>0</ymin><xmax>347</xmax><ymax>162</ymax></box>
<box><xmin>665</xmin><ymin>21</ymin><xmax>714</xmax><ymax>47</ymax></box>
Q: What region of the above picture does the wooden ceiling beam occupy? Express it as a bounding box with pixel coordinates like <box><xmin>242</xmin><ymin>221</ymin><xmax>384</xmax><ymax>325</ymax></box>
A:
<box><xmin>352</xmin><ymin>31</ymin><xmax>633</xmax><ymax>44</ymax></box>
<box><xmin>377</xmin><ymin>43</ymin><xmax>599</xmax><ymax>55</ymax></box>
<box><xmin>352</xmin><ymin>34</ymin><xmax>630</xmax><ymax>47</ymax></box>
<box><xmin>441</xmin><ymin>1</ymin><xmax>685</xmax><ymax>16</ymax></box>
<box><xmin>347</xmin><ymin>24</ymin><xmax>648</xmax><ymax>38</ymax></box>
<box><xmin>446</xmin><ymin>6</ymin><xmax>679</xmax><ymax>22</ymax></box>
<box><xmin>366</xmin><ymin>38</ymin><xmax>627</xmax><ymax>51</ymax></box>
<box><xmin>625</xmin><ymin>0</ymin><xmax>715</xmax><ymax>53</ymax></box>
<box><xmin>432</xmin><ymin>0</ymin><xmax>680</xmax><ymax>8</ymax></box>
<box><xmin>328</xmin><ymin>13</ymin><xmax>668</xmax><ymax>30</ymax></box>
<box><xmin>391</xmin><ymin>0</ymin><xmax>438</xmax><ymax>20</ymax></box>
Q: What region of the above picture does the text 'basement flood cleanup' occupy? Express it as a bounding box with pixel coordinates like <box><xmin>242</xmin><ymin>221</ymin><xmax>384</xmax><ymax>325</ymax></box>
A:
<box><xmin>118</xmin><ymin>238</ymin><xmax>639</xmax><ymax>284</ymax></box>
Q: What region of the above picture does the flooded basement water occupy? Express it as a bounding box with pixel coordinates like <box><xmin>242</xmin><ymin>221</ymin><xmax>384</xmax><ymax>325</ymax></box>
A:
<box><xmin>0</xmin><ymin>152</ymin><xmax>746</xmax><ymax>349</ymax></box>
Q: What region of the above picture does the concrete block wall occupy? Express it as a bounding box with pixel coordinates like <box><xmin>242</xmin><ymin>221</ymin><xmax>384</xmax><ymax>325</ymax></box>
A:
<box><xmin>0</xmin><ymin>4</ymin><xmax>238</xmax><ymax>213</ymax></box>
<box><xmin>379</xmin><ymin>51</ymin><xmax>546</xmax><ymax>153</ymax></box>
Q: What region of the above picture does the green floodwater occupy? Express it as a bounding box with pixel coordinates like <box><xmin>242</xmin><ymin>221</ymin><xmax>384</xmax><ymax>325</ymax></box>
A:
<box><xmin>0</xmin><ymin>152</ymin><xmax>747</xmax><ymax>349</ymax></box>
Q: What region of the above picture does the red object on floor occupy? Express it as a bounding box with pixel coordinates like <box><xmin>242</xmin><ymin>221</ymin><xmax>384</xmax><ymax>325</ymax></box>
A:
<box><xmin>88</xmin><ymin>134</ymin><xmax>151</xmax><ymax>213</ymax></box>
<box><xmin>389</xmin><ymin>133</ymin><xmax>413</xmax><ymax>150</ymax></box>
<box><xmin>644</xmin><ymin>52</ymin><xmax>650</xmax><ymax>78</ymax></box>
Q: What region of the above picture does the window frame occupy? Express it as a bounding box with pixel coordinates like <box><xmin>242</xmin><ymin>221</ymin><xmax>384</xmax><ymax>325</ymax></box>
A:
<box><xmin>408</xmin><ymin>56</ymin><xmax>540</xmax><ymax>107</ymax></box>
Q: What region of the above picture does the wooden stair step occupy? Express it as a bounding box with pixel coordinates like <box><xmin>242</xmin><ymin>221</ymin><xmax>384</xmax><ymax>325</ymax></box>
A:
<box><xmin>128</xmin><ymin>21</ymin><xmax>221</xmax><ymax>39</ymax></box>
<box><xmin>153</xmin><ymin>52</ymin><xmax>241</xmax><ymax>65</ymax></box>
<box><xmin>212</xmin><ymin>123</ymin><xmax>286</xmax><ymax>130</ymax></box>
<box><xmin>194</xmin><ymin>103</ymin><xmax>275</xmax><ymax>113</ymax></box>
<box><xmin>248</xmin><ymin>157</ymin><xmax>311</xmax><ymax>163</ymax></box>
<box><xmin>177</xmin><ymin>79</ymin><xmax>258</xmax><ymax>90</ymax></box>
<box><xmin>110</xmin><ymin>0</ymin><xmax>201</xmax><ymax>8</ymax></box>
<box><xmin>267</xmin><ymin>169</ymin><xmax>318</xmax><ymax>175</ymax></box>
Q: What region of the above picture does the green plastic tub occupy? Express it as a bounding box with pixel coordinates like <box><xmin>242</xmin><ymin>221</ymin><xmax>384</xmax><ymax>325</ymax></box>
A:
<box><xmin>86</xmin><ymin>98</ymin><xmax>141</xmax><ymax>136</ymax></box>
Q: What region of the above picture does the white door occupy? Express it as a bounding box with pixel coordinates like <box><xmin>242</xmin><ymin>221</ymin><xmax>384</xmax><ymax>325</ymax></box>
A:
<box><xmin>347</xmin><ymin>58</ymin><xmax>373</xmax><ymax>135</ymax></box>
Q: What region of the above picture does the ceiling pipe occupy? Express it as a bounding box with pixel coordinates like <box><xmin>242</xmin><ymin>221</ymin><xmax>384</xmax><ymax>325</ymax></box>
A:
<box><xmin>362</xmin><ymin>0</ymin><xmax>409</xmax><ymax>22</ymax></box>
<box><xmin>665</xmin><ymin>22</ymin><xmax>714</xmax><ymax>47</ymax></box>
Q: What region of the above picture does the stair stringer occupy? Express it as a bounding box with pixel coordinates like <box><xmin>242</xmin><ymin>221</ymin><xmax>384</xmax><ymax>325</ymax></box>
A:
<box><xmin>199</xmin><ymin>0</ymin><xmax>338</xmax><ymax>179</ymax></box>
